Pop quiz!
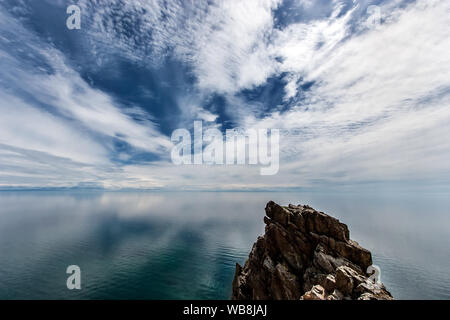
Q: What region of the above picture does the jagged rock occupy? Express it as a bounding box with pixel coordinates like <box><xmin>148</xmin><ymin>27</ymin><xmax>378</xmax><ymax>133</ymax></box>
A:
<box><xmin>327</xmin><ymin>289</ymin><xmax>344</xmax><ymax>300</ymax></box>
<box><xmin>301</xmin><ymin>285</ymin><xmax>326</xmax><ymax>300</ymax></box>
<box><xmin>232</xmin><ymin>201</ymin><xmax>394</xmax><ymax>300</ymax></box>
<box><xmin>335</xmin><ymin>266</ymin><xmax>365</xmax><ymax>296</ymax></box>
<box><xmin>322</xmin><ymin>274</ymin><xmax>336</xmax><ymax>293</ymax></box>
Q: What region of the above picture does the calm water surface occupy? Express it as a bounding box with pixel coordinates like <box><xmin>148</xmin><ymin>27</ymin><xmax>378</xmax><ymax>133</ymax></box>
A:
<box><xmin>0</xmin><ymin>191</ymin><xmax>449</xmax><ymax>299</ymax></box>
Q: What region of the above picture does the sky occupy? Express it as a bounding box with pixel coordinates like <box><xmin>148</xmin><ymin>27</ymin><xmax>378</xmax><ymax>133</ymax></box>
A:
<box><xmin>0</xmin><ymin>0</ymin><xmax>449</xmax><ymax>191</ymax></box>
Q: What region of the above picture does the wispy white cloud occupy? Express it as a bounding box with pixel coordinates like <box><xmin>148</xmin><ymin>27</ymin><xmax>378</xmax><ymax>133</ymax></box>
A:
<box><xmin>78</xmin><ymin>0</ymin><xmax>282</xmax><ymax>93</ymax></box>
<box><xmin>0</xmin><ymin>7</ymin><xmax>172</xmax><ymax>188</ymax></box>
<box><xmin>174</xmin><ymin>0</ymin><xmax>282</xmax><ymax>93</ymax></box>
<box><xmin>244</xmin><ymin>0</ymin><xmax>450</xmax><ymax>187</ymax></box>
<box><xmin>0</xmin><ymin>0</ymin><xmax>449</xmax><ymax>190</ymax></box>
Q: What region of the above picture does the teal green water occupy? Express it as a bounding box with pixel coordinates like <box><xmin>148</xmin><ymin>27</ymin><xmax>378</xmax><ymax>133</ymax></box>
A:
<box><xmin>0</xmin><ymin>191</ymin><xmax>449</xmax><ymax>299</ymax></box>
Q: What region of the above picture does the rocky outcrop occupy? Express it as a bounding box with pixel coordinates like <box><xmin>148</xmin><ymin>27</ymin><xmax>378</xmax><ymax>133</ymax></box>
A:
<box><xmin>232</xmin><ymin>201</ymin><xmax>393</xmax><ymax>300</ymax></box>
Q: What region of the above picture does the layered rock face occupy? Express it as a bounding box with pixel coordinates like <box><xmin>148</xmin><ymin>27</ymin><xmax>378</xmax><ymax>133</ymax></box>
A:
<box><xmin>232</xmin><ymin>201</ymin><xmax>393</xmax><ymax>300</ymax></box>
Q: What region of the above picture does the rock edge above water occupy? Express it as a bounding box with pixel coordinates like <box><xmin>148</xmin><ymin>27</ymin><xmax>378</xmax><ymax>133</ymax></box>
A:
<box><xmin>232</xmin><ymin>201</ymin><xmax>394</xmax><ymax>300</ymax></box>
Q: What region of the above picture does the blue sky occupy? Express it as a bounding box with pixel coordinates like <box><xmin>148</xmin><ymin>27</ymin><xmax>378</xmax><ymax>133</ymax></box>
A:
<box><xmin>0</xmin><ymin>0</ymin><xmax>449</xmax><ymax>191</ymax></box>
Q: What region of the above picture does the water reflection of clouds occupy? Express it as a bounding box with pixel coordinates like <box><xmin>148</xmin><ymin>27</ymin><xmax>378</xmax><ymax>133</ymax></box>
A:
<box><xmin>1</xmin><ymin>192</ymin><xmax>450</xmax><ymax>299</ymax></box>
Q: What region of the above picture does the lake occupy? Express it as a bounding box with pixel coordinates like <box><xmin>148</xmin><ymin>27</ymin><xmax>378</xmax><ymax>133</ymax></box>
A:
<box><xmin>0</xmin><ymin>191</ymin><xmax>449</xmax><ymax>299</ymax></box>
